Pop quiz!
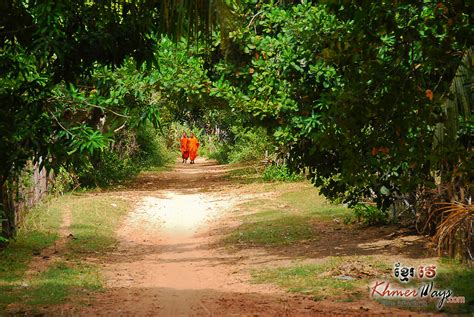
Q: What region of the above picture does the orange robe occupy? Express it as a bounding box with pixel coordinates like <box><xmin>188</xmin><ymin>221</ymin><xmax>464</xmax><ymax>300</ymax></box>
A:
<box><xmin>188</xmin><ymin>137</ymin><xmax>199</xmax><ymax>161</ymax></box>
<box><xmin>180</xmin><ymin>137</ymin><xmax>189</xmax><ymax>159</ymax></box>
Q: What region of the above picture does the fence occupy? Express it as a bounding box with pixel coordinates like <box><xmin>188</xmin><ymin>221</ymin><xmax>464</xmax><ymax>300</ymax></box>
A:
<box><xmin>1</xmin><ymin>160</ymin><xmax>52</xmax><ymax>238</ymax></box>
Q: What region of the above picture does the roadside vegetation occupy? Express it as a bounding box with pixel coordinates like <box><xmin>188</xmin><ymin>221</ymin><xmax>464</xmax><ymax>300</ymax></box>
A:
<box><xmin>0</xmin><ymin>195</ymin><xmax>130</xmax><ymax>313</ymax></box>
<box><xmin>221</xmin><ymin>176</ymin><xmax>473</xmax><ymax>314</ymax></box>
<box><xmin>0</xmin><ymin>201</ymin><xmax>62</xmax><ymax>311</ymax></box>
<box><xmin>252</xmin><ymin>256</ymin><xmax>386</xmax><ymax>301</ymax></box>
<box><xmin>252</xmin><ymin>256</ymin><xmax>473</xmax><ymax>314</ymax></box>
<box><xmin>224</xmin><ymin>184</ymin><xmax>348</xmax><ymax>247</ymax></box>
<box><xmin>1</xmin><ymin>1</ymin><xmax>472</xmax><ymax>314</ymax></box>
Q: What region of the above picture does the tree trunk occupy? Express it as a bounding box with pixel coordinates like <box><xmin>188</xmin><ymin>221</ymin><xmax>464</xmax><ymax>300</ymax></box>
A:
<box><xmin>0</xmin><ymin>180</ymin><xmax>16</xmax><ymax>239</ymax></box>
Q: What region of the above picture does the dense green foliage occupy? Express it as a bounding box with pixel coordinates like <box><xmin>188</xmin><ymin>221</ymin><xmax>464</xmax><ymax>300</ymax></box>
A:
<box><xmin>203</xmin><ymin>126</ymin><xmax>272</xmax><ymax>164</ymax></box>
<box><xmin>0</xmin><ymin>0</ymin><xmax>229</xmax><ymax>237</ymax></box>
<box><xmin>212</xmin><ymin>1</ymin><xmax>473</xmax><ymax>210</ymax></box>
<box><xmin>1</xmin><ymin>1</ymin><xmax>472</xmax><ymax>243</ymax></box>
<box><xmin>262</xmin><ymin>164</ymin><xmax>303</xmax><ymax>182</ymax></box>
<box><xmin>350</xmin><ymin>203</ymin><xmax>389</xmax><ymax>226</ymax></box>
<box><xmin>76</xmin><ymin>126</ymin><xmax>173</xmax><ymax>188</ymax></box>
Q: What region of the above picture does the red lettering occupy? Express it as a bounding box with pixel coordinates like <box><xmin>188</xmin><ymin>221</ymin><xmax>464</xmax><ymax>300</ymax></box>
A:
<box><xmin>370</xmin><ymin>281</ymin><xmax>418</xmax><ymax>298</ymax></box>
<box><xmin>405</xmin><ymin>289</ymin><xmax>418</xmax><ymax>297</ymax></box>
<box><xmin>384</xmin><ymin>289</ymin><xmax>405</xmax><ymax>297</ymax></box>
<box><xmin>370</xmin><ymin>281</ymin><xmax>387</xmax><ymax>297</ymax></box>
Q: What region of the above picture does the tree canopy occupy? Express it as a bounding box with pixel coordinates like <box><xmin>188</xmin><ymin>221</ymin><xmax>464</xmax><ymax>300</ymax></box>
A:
<box><xmin>1</xmin><ymin>0</ymin><xmax>472</xmax><ymax>239</ymax></box>
<box><xmin>211</xmin><ymin>1</ymin><xmax>472</xmax><ymax>208</ymax></box>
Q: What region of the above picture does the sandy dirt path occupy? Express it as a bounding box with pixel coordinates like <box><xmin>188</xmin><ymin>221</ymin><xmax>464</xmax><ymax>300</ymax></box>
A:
<box><xmin>72</xmin><ymin>158</ymin><xmax>421</xmax><ymax>316</ymax></box>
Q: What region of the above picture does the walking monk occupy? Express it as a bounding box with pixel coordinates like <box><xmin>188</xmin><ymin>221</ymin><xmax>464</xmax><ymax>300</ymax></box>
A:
<box><xmin>188</xmin><ymin>132</ymin><xmax>200</xmax><ymax>164</ymax></box>
<box><xmin>180</xmin><ymin>132</ymin><xmax>189</xmax><ymax>164</ymax></box>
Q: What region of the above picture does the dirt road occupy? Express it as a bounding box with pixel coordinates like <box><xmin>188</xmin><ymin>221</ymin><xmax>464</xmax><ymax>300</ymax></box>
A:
<box><xmin>71</xmin><ymin>158</ymin><xmax>421</xmax><ymax>316</ymax></box>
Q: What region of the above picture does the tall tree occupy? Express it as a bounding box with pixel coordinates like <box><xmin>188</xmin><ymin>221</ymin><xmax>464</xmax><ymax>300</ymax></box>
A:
<box><xmin>0</xmin><ymin>0</ymin><xmax>232</xmax><ymax>237</ymax></box>
<box><xmin>211</xmin><ymin>1</ymin><xmax>473</xmax><ymax>209</ymax></box>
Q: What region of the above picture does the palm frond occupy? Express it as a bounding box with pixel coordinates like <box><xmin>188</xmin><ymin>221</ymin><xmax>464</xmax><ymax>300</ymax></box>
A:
<box><xmin>429</xmin><ymin>202</ymin><xmax>473</xmax><ymax>261</ymax></box>
<box><xmin>432</xmin><ymin>47</ymin><xmax>473</xmax><ymax>151</ymax></box>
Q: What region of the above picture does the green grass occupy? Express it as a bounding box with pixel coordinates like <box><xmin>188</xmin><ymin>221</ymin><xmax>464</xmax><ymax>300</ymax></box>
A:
<box><xmin>262</xmin><ymin>164</ymin><xmax>304</xmax><ymax>182</ymax></box>
<box><xmin>0</xmin><ymin>199</ymin><xmax>63</xmax><ymax>311</ymax></box>
<box><xmin>370</xmin><ymin>258</ymin><xmax>474</xmax><ymax>314</ymax></box>
<box><xmin>252</xmin><ymin>256</ymin><xmax>387</xmax><ymax>301</ymax></box>
<box><xmin>144</xmin><ymin>163</ymin><xmax>174</xmax><ymax>173</ymax></box>
<box><xmin>280</xmin><ymin>187</ymin><xmax>349</xmax><ymax>220</ymax></box>
<box><xmin>0</xmin><ymin>193</ymin><xmax>130</xmax><ymax>313</ymax></box>
<box><xmin>227</xmin><ymin>164</ymin><xmax>305</xmax><ymax>184</ymax></box>
<box><xmin>435</xmin><ymin>258</ymin><xmax>474</xmax><ymax>314</ymax></box>
<box><xmin>252</xmin><ymin>251</ymin><xmax>473</xmax><ymax>313</ymax></box>
<box><xmin>68</xmin><ymin>195</ymin><xmax>129</xmax><ymax>254</ymax></box>
<box><xmin>223</xmin><ymin>184</ymin><xmax>350</xmax><ymax>247</ymax></box>
<box><xmin>226</xmin><ymin>209</ymin><xmax>318</xmax><ymax>246</ymax></box>
<box><xmin>21</xmin><ymin>261</ymin><xmax>101</xmax><ymax>306</ymax></box>
<box><xmin>224</xmin><ymin>176</ymin><xmax>474</xmax><ymax>314</ymax></box>
<box><xmin>226</xmin><ymin>165</ymin><xmax>265</xmax><ymax>184</ymax></box>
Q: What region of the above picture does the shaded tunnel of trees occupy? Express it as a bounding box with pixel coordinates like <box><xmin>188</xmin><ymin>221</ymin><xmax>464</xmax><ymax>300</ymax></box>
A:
<box><xmin>1</xmin><ymin>1</ymin><xmax>472</xmax><ymax>259</ymax></box>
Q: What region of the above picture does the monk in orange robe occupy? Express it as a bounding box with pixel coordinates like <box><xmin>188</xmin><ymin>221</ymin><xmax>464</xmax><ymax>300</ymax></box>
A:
<box><xmin>188</xmin><ymin>133</ymin><xmax>199</xmax><ymax>164</ymax></box>
<box><xmin>180</xmin><ymin>132</ymin><xmax>189</xmax><ymax>164</ymax></box>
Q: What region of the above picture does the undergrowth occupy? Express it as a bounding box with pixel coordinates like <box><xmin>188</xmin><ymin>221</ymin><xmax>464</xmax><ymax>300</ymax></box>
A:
<box><xmin>0</xmin><ymin>194</ymin><xmax>130</xmax><ymax>313</ymax></box>
<box><xmin>262</xmin><ymin>164</ymin><xmax>303</xmax><ymax>182</ymax></box>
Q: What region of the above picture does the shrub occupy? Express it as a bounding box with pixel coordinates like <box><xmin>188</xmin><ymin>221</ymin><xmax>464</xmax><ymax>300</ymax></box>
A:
<box><xmin>208</xmin><ymin>144</ymin><xmax>231</xmax><ymax>163</ymax></box>
<box><xmin>136</xmin><ymin>126</ymin><xmax>174</xmax><ymax>168</ymax></box>
<box><xmin>78</xmin><ymin>150</ymin><xmax>140</xmax><ymax>188</ymax></box>
<box><xmin>262</xmin><ymin>164</ymin><xmax>303</xmax><ymax>182</ymax></box>
<box><xmin>228</xmin><ymin>127</ymin><xmax>270</xmax><ymax>163</ymax></box>
<box><xmin>203</xmin><ymin>127</ymin><xmax>272</xmax><ymax>164</ymax></box>
<box><xmin>76</xmin><ymin>125</ymin><xmax>174</xmax><ymax>187</ymax></box>
<box><xmin>351</xmin><ymin>203</ymin><xmax>388</xmax><ymax>225</ymax></box>
<box><xmin>77</xmin><ymin>129</ymin><xmax>140</xmax><ymax>187</ymax></box>
<box><xmin>50</xmin><ymin>167</ymin><xmax>78</xmax><ymax>196</ymax></box>
<box><xmin>201</xmin><ymin>134</ymin><xmax>231</xmax><ymax>163</ymax></box>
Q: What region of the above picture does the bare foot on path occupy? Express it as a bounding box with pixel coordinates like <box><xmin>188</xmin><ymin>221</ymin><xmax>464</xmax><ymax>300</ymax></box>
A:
<box><xmin>68</xmin><ymin>158</ymin><xmax>427</xmax><ymax>316</ymax></box>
